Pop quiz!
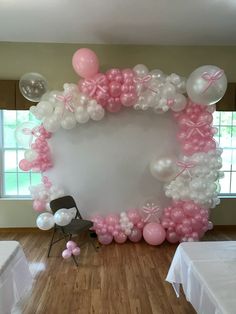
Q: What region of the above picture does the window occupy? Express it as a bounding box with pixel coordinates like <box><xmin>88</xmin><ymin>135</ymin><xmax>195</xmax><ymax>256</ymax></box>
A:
<box><xmin>0</xmin><ymin>110</ymin><xmax>41</xmax><ymax>198</ymax></box>
<box><xmin>213</xmin><ymin>111</ymin><xmax>236</xmax><ymax>195</ymax></box>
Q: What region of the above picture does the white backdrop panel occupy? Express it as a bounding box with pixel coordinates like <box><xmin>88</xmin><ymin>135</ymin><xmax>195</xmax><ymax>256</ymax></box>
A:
<box><xmin>47</xmin><ymin>109</ymin><xmax>179</xmax><ymax>218</ymax></box>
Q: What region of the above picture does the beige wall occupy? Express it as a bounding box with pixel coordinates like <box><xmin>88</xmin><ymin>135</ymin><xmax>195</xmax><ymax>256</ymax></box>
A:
<box><xmin>0</xmin><ymin>42</ymin><xmax>236</xmax><ymax>227</ymax></box>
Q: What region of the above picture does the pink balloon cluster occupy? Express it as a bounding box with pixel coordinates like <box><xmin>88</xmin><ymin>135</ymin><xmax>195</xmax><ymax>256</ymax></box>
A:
<box><xmin>161</xmin><ymin>200</ymin><xmax>213</xmax><ymax>243</ymax></box>
<box><xmin>91</xmin><ymin>209</ymin><xmax>144</xmax><ymax>245</ymax></box>
<box><xmin>79</xmin><ymin>69</ymin><xmax>138</xmax><ymax>112</ymax></box>
<box><xmin>19</xmin><ymin>125</ymin><xmax>53</xmax><ymax>172</ymax></box>
<box><xmin>174</xmin><ymin>101</ymin><xmax>217</xmax><ymax>156</ymax></box>
<box><xmin>62</xmin><ymin>241</ymin><xmax>81</xmax><ymax>259</ymax></box>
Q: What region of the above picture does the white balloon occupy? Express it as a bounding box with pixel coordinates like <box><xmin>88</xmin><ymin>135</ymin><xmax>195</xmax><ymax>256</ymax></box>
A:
<box><xmin>150</xmin><ymin>157</ymin><xmax>177</xmax><ymax>182</ymax></box>
<box><xmin>186</xmin><ymin>65</ymin><xmax>227</xmax><ymax>105</ymax></box>
<box><xmin>54</xmin><ymin>208</ymin><xmax>72</xmax><ymax>226</ymax></box>
<box><xmin>61</xmin><ymin>113</ymin><xmax>77</xmax><ymax>130</ymax></box>
<box><xmin>43</xmin><ymin>116</ymin><xmax>61</xmax><ymax>132</ymax></box>
<box><xmin>133</xmin><ymin>64</ymin><xmax>149</xmax><ymax>77</ymax></box>
<box><xmin>36</xmin><ymin>212</ymin><xmax>54</xmax><ymax>230</ymax></box>
<box><xmin>37</xmin><ymin>101</ymin><xmax>53</xmax><ymax>117</ymax></box>
<box><xmin>24</xmin><ymin>149</ymin><xmax>38</xmax><ymax>162</ymax></box>
<box><xmin>68</xmin><ymin>207</ymin><xmax>77</xmax><ymax>219</ymax></box>
<box><xmin>171</xmin><ymin>94</ymin><xmax>187</xmax><ymax>112</ymax></box>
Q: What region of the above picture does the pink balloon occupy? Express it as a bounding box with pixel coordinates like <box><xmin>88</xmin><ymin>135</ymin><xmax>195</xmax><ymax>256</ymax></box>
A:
<box><xmin>143</xmin><ymin>223</ymin><xmax>166</xmax><ymax>246</ymax></box>
<box><xmin>106</xmin><ymin>100</ymin><xmax>121</xmax><ymax>113</ymax></box>
<box><xmin>128</xmin><ymin>227</ymin><xmax>142</xmax><ymax>242</ymax></box>
<box><xmin>127</xmin><ymin>208</ymin><xmax>141</xmax><ymax>225</ymax></box>
<box><xmin>114</xmin><ymin>232</ymin><xmax>127</xmax><ymax>244</ymax></box>
<box><xmin>19</xmin><ymin>159</ymin><xmax>32</xmax><ymax>171</ymax></box>
<box><xmin>66</xmin><ymin>241</ymin><xmax>77</xmax><ymax>251</ymax></box>
<box><xmin>137</xmin><ymin>221</ymin><xmax>144</xmax><ymax>229</ymax></box>
<box><xmin>166</xmin><ymin>230</ymin><xmax>179</xmax><ymax>243</ymax></box>
<box><xmin>72</xmin><ymin>48</ymin><xmax>99</xmax><ymax>79</ymax></box>
<box><xmin>105</xmin><ymin>214</ymin><xmax>119</xmax><ymax>226</ymax></box>
<box><xmin>120</xmin><ymin>92</ymin><xmax>137</xmax><ymax>107</ymax></box>
<box><xmin>72</xmin><ymin>247</ymin><xmax>81</xmax><ymax>256</ymax></box>
<box><xmin>98</xmin><ymin>233</ymin><xmax>113</xmax><ymax>245</ymax></box>
<box><xmin>171</xmin><ymin>208</ymin><xmax>185</xmax><ymax>223</ymax></box>
<box><xmin>33</xmin><ymin>200</ymin><xmax>45</xmax><ymax>212</ymax></box>
<box><xmin>62</xmin><ymin>249</ymin><xmax>71</xmax><ymax>259</ymax></box>
<box><xmin>109</xmin><ymin>81</ymin><xmax>122</xmax><ymax>97</ymax></box>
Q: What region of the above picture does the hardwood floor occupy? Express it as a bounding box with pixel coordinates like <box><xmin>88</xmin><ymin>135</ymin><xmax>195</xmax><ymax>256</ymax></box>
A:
<box><xmin>1</xmin><ymin>227</ymin><xmax>236</xmax><ymax>314</ymax></box>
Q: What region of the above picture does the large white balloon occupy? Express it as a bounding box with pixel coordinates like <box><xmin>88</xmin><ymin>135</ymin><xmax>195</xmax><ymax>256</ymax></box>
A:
<box><xmin>186</xmin><ymin>65</ymin><xmax>227</xmax><ymax>105</ymax></box>
<box><xmin>36</xmin><ymin>212</ymin><xmax>55</xmax><ymax>230</ymax></box>
<box><xmin>150</xmin><ymin>157</ymin><xmax>177</xmax><ymax>182</ymax></box>
<box><xmin>54</xmin><ymin>208</ymin><xmax>72</xmax><ymax>226</ymax></box>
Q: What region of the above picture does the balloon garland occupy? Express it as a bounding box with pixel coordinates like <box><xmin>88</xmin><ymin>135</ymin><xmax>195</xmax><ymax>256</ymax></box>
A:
<box><xmin>17</xmin><ymin>48</ymin><xmax>226</xmax><ymax>246</ymax></box>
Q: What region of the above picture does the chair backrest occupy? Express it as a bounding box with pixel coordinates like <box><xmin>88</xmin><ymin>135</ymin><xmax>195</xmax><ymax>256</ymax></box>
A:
<box><xmin>50</xmin><ymin>195</ymin><xmax>82</xmax><ymax>219</ymax></box>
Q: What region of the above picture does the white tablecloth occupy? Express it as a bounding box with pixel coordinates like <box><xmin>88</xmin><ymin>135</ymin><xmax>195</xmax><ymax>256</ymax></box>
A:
<box><xmin>166</xmin><ymin>241</ymin><xmax>236</xmax><ymax>314</ymax></box>
<box><xmin>0</xmin><ymin>241</ymin><xmax>32</xmax><ymax>314</ymax></box>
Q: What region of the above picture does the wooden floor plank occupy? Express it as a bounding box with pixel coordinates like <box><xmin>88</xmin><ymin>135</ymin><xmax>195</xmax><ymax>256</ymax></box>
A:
<box><xmin>0</xmin><ymin>228</ymin><xmax>235</xmax><ymax>314</ymax></box>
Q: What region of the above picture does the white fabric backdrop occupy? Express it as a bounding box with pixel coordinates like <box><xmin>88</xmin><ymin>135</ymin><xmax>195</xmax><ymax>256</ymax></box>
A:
<box><xmin>47</xmin><ymin>109</ymin><xmax>179</xmax><ymax>217</ymax></box>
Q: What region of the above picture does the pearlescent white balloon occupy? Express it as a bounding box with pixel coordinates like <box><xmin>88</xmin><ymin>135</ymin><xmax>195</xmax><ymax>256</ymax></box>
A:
<box><xmin>171</xmin><ymin>94</ymin><xmax>187</xmax><ymax>112</ymax></box>
<box><xmin>36</xmin><ymin>212</ymin><xmax>55</xmax><ymax>230</ymax></box>
<box><xmin>133</xmin><ymin>64</ymin><xmax>149</xmax><ymax>77</ymax></box>
<box><xmin>186</xmin><ymin>65</ymin><xmax>227</xmax><ymax>105</ymax></box>
<box><xmin>43</xmin><ymin>116</ymin><xmax>61</xmax><ymax>132</ymax></box>
<box><xmin>24</xmin><ymin>149</ymin><xmax>38</xmax><ymax>162</ymax></box>
<box><xmin>61</xmin><ymin>113</ymin><xmax>77</xmax><ymax>129</ymax></box>
<box><xmin>150</xmin><ymin>157</ymin><xmax>177</xmax><ymax>182</ymax></box>
<box><xmin>54</xmin><ymin>208</ymin><xmax>72</xmax><ymax>226</ymax></box>
<box><xmin>37</xmin><ymin>101</ymin><xmax>54</xmax><ymax>117</ymax></box>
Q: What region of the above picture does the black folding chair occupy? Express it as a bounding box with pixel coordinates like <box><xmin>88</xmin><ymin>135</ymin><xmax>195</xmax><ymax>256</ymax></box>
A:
<box><xmin>47</xmin><ymin>195</ymin><xmax>97</xmax><ymax>266</ymax></box>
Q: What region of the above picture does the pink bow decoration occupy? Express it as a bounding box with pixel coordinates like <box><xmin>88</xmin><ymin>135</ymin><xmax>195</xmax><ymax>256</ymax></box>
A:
<box><xmin>133</xmin><ymin>75</ymin><xmax>152</xmax><ymax>85</ymax></box>
<box><xmin>201</xmin><ymin>70</ymin><xmax>224</xmax><ymax>93</ymax></box>
<box><xmin>22</xmin><ymin>126</ymin><xmax>40</xmax><ymax>137</ymax></box>
<box><xmin>185</xmin><ymin>120</ymin><xmax>206</xmax><ymax>139</ymax></box>
<box><xmin>56</xmin><ymin>94</ymin><xmax>74</xmax><ymax>113</ymax></box>
<box><xmin>174</xmin><ymin>160</ymin><xmax>196</xmax><ymax>179</ymax></box>
<box><xmin>84</xmin><ymin>76</ymin><xmax>107</xmax><ymax>97</ymax></box>
<box><xmin>42</xmin><ymin>176</ymin><xmax>52</xmax><ymax>189</ymax></box>
<box><xmin>142</xmin><ymin>203</ymin><xmax>161</xmax><ymax>223</ymax></box>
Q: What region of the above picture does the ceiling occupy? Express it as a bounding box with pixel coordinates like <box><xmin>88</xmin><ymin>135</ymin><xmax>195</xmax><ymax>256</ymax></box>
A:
<box><xmin>0</xmin><ymin>0</ymin><xmax>236</xmax><ymax>45</ymax></box>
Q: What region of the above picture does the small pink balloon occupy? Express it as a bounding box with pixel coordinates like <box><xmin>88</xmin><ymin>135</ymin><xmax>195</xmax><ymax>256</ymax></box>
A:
<box><xmin>166</xmin><ymin>230</ymin><xmax>179</xmax><ymax>243</ymax></box>
<box><xmin>120</xmin><ymin>92</ymin><xmax>137</xmax><ymax>107</ymax></box>
<box><xmin>109</xmin><ymin>81</ymin><xmax>122</xmax><ymax>97</ymax></box>
<box><xmin>127</xmin><ymin>208</ymin><xmax>141</xmax><ymax>225</ymax></box>
<box><xmin>114</xmin><ymin>232</ymin><xmax>127</xmax><ymax>244</ymax></box>
<box><xmin>33</xmin><ymin>200</ymin><xmax>45</xmax><ymax>212</ymax></box>
<box><xmin>128</xmin><ymin>227</ymin><xmax>142</xmax><ymax>243</ymax></box>
<box><xmin>62</xmin><ymin>249</ymin><xmax>71</xmax><ymax>259</ymax></box>
<box><xmin>98</xmin><ymin>233</ymin><xmax>113</xmax><ymax>245</ymax></box>
<box><xmin>106</xmin><ymin>101</ymin><xmax>121</xmax><ymax>113</ymax></box>
<box><xmin>72</xmin><ymin>48</ymin><xmax>99</xmax><ymax>79</ymax></box>
<box><xmin>143</xmin><ymin>223</ymin><xmax>166</xmax><ymax>246</ymax></box>
<box><xmin>66</xmin><ymin>241</ymin><xmax>77</xmax><ymax>251</ymax></box>
<box><xmin>72</xmin><ymin>247</ymin><xmax>81</xmax><ymax>256</ymax></box>
<box><xmin>137</xmin><ymin>221</ymin><xmax>144</xmax><ymax>229</ymax></box>
<box><xmin>105</xmin><ymin>214</ymin><xmax>119</xmax><ymax>226</ymax></box>
<box><xmin>19</xmin><ymin>159</ymin><xmax>32</xmax><ymax>171</ymax></box>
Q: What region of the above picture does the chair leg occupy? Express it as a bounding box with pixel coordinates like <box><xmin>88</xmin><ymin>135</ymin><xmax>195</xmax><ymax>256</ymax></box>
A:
<box><xmin>47</xmin><ymin>228</ymin><xmax>56</xmax><ymax>257</ymax></box>
<box><xmin>88</xmin><ymin>232</ymin><xmax>99</xmax><ymax>251</ymax></box>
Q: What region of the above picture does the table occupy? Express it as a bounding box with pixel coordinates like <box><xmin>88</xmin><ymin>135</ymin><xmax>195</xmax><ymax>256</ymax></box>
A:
<box><xmin>166</xmin><ymin>241</ymin><xmax>236</xmax><ymax>314</ymax></box>
<box><xmin>0</xmin><ymin>241</ymin><xmax>32</xmax><ymax>314</ymax></box>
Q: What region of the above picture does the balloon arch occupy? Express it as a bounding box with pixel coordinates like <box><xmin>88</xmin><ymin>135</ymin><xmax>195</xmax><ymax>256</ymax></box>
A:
<box><xmin>17</xmin><ymin>48</ymin><xmax>226</xmax><ymax>246</ymax></box>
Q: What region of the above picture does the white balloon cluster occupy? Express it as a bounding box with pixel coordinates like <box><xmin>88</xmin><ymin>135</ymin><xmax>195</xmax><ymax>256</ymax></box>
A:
<box><xmin>120</xmin><ymin>212</ymin><xmax>134</xmax><ymax>236</ymax></box>
<box><xmin>164</xmin><ymin>149</ymin><xmax>223</xmax><ymax>208</ymax></box>
<box><xmin>36</xmin><ymin>207</ymin><xmax>77</xmax><ymax>230</ymax></box>
<box><xmin>133</xmin><ymin>64</ymin><xmax>187</xmax><ymax>113</ymax></box>
<box><xmin>30</xmin><ymin>182</ymin><xmax>65</xmax><ymax>206</ymax></box>
<box><xmin>30</xmin><ymin>83</ymin><xmax>105</xmax><ymax>132</ymax></box>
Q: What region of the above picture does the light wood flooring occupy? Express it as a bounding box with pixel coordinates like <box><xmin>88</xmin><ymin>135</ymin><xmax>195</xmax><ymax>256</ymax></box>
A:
<box><xmin>1</xmin><ymin>227</ymin><xmax>236</xmax><ymax>314</ymax></box>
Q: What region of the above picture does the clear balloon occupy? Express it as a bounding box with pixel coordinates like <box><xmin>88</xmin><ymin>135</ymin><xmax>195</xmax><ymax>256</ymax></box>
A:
<box><xmin>186</xmin><ymin>65</ymin><xmax>227</xmax><ymax>105</ymax></box>
<box><xmin>19</xmin><ymin>72</ymin><xmax>48</xmax><ymax>102</ymax></box>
